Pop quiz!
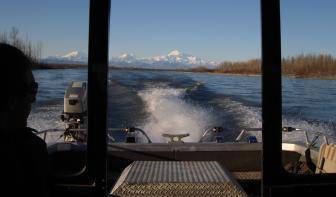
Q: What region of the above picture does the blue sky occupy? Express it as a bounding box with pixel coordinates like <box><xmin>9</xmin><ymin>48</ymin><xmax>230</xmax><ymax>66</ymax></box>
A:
<box><xmin>0</xmin><ymin>0</ymin><xmax>336</xmax><ymax>62</ymax></box>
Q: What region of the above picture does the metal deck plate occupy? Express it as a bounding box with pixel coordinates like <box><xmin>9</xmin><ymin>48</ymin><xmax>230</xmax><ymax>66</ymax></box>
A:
<box><xmin>111</xmin><ymin>161</ymin><xmax>247</xmax><ymax>196</ymax></box>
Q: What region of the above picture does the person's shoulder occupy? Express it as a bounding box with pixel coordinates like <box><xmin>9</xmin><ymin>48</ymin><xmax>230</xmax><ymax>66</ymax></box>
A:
<box><xmin>23</xmin><ymin>129</ymin><xmax>48</xmax><ymax>159</ymax></box>
<box><xmin>1</xmin><ymin>127</ymin><xmax>46</xmax><ymax>147</ymax></box>
<box><xmin>25</xmin><ymin>128</ymin><xmax>47</xmax><ymax>146</ymax></box>
<box><xmin>13</xmin><ymin>128</ymin><xmax>47</xmax><ymax>150</ymax></box>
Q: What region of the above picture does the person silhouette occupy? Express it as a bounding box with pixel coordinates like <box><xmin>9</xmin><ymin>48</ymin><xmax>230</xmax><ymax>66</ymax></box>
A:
<box><xmin>0</xmin><ymin>43</ymin><xmax>49</xmax><ymax>197</ymax></box>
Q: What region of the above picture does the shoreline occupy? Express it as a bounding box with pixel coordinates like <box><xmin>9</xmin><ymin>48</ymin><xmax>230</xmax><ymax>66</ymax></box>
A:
<box><xmin>34</xmin><ymin>63</ymin><xmax>336</xmax><ymax>80</ymax></box>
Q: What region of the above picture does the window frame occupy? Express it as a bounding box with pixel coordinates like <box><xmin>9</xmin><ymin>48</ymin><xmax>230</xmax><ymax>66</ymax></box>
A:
<box><xmin>261</xmin><ymin>0</ymin><xmax>336</xmax><ymax>196</ymax></box>
<box><xmin>86</xmin><ymin>0</ymin><xmax>336</xmax><ymax>196</ymax></box>
<box><xmin>87</xmin><ymin>0</ymin><xmax>110</xmax><ymax>196</ymax></box>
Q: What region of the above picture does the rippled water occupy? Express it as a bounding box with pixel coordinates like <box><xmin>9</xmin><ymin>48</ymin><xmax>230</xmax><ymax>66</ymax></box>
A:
<box><xmin>28</xmin><ymin>68</ymin><xmax>336</xmax><ymax>143</ymax></box>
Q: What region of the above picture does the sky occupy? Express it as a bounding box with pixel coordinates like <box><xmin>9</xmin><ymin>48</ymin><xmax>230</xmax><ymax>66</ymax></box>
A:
<box><xmin>0</xmin><ymin>0</ymin><xmax>336</xmax><ymax>62</ymax></box>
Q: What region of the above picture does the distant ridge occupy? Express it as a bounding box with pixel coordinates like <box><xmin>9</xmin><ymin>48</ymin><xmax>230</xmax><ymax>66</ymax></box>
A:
<box><xmin>43</xmin><ymin>51</ymin><xmax>87</xmax><ymax>64</ymax></box>
<box><xmin>43</xmin><ymin>50</ymin><xmax>217</xmax><ymax>68</ymax></box>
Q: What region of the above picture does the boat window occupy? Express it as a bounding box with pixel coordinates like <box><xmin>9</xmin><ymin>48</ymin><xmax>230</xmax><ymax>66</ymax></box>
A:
<box><xmin>107</xmin><ymin>0</ymin><xmax>262</xmax><ymax>145</ymax></box>
<box><xmin>0</xmin><ymin>0</ymin><xmax>91</xmax><ymax>186</ymax></box>
<box><xmin>280</xmin><ymin>0</ymin><xmax>336</xmax><ymax>174</ymax></box>
<box><xmin>107</xmin><ymin>1</ymin><xmax>262</xmax><ymax>194</ymax></box>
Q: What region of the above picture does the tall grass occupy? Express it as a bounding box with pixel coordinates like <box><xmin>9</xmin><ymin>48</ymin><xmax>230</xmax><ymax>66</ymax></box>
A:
<box><xmin>282</xmin><ymin>54</ymin><xmax>336</xmax><ymax>77</ymax></box>
<box><xmin>215</xmin><ymin>54</ymin><xmax>336</xmax><ymax>77</ymax></box>
<box><xmin>217</xmin><ymin>59</ymin><xmax>261</xmax><ymax>75</ymax></box>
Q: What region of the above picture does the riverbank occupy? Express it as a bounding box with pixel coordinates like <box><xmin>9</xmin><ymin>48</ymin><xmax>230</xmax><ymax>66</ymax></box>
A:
<box><xmin>35</xmin><ymin>53</ymin><xmax>336</xmax><ymax>79</ymax></box>
<box><xmin>111</xmin><ymin>65</ymin><xmax>336</xmax><ymax>80</ymax></box>
<box><xmin>215</xmin><ymin>54</ymin><xmax>336</xmax><ymax>79</ymax></box>
<box><xmin>34</xmin><ymin>63</ymin><xmax>86</xmax><ymax>69</ymax></box>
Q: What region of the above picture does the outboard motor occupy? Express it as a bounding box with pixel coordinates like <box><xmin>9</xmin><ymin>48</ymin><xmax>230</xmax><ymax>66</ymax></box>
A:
<box><xmin>60</xmin><ymin>82</ymin><xmax>88</xmax><ymax>142</ymax></box>
<box><xmin>61</xmin><ymin>82</ymin><xmax>87</xmax><ymax>129</ymax></box>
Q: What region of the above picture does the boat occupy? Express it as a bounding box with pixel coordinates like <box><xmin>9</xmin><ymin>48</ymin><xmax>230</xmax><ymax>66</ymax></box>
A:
<box><xmin>35</xmin><ymin>81</ymin><xmax>336</xmax><ymax>196</ymax></box>
<box><xmin>31</xmin><ymin>0</ymin><xmax>336</xmax><ymax>196</ymax></box>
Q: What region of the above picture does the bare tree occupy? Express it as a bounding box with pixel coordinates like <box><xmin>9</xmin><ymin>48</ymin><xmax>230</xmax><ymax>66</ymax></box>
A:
<box><xmin>0</xmin><ymin>30</ymin><xmax>8</xmax><ymax>43</ymax></box>
<box><xmin>1</xmin><ymin>27</ymin><xmax>43</xmax><ymax>66</ymax></box>
<box><xmin>9</xmin><ymin>27</ymin><xmax>19</xmax><ymax>46</ymax></box>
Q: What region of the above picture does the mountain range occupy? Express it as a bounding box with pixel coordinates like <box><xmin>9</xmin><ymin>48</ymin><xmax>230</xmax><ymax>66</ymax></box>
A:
<box><xmin>43</xmin><ymin>51</ymin><xmax>87</xmax><ymax>64</ymax></box>
<box><xmin>43</xmin><ymin>50</ymin><xmax>217</xmax><ymax>68</ymax></box>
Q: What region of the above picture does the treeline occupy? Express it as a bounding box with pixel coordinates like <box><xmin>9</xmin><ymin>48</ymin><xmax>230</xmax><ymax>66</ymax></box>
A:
<box><xmin>214</xmin><ymin>54</ymin><xmax>336</xmax><ymax>78</ymax></box>
<box><xmin>38</xmin><ymin>63</ymin><xmax>86</xmax><ymax>69</ymax></box>
<box><xmin>282</xmin><ymin>54</ymin><xmax>336</xmax><ymax>77</ymax></box>
<box><xmin>217</xmin><ymin>59</ymin><xmax>261</xmax><ymax>75</ymax></box>
<box><xmin>0</xmin><ymin>27</ymin><xmax>42</xmax><ymax>65</ymax></box>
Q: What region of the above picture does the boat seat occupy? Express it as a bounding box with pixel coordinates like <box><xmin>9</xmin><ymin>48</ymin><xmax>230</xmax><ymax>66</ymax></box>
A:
<box><xmin>316</xmin><ymin>143</ymin><xmax>336</xmax><ymax>173</ymax></box>
<box><xmin>110</xmin><ymin>161</ymin><xmax>247</xmax><ymax>196</ymax></box>
<box><xmin>47</xmin><ymin>142</ymin><xmax>88</xmax><ymax>180</ymax></box>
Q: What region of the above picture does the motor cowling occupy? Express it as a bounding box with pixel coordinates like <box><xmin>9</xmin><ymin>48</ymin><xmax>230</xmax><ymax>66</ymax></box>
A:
<box><xmin>62</xmin><ymin>81</ymin><xmax>87</xmax><ymax>130</ymax></box>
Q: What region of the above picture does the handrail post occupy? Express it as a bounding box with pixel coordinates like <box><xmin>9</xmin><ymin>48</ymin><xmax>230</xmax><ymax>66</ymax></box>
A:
<box><xmin>261</xmin><ymin>0</ymin><xmax>282</xmax><ymax>196</ymax></box>
<box><xmin>87</xmin><ymin>0</ymin><xmax>110</xmax><ymax>196</ymax></box>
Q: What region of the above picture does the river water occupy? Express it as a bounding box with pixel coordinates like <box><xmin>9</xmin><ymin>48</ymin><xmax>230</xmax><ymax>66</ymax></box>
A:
<box><xmin>27</xmin><ymin>68</ymin><xmax>336</xmax><ymax>144</ymax></box>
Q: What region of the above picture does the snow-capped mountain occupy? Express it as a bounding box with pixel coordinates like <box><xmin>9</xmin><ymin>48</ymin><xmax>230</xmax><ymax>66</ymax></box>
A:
<box><xmin>111</xmin><ymin>50</ymin><xmax>217</xmax><ymax>68</ymax></box>
<box><xmin>43</xmin><ymin>50</ymin><xmax>217</xmax><ymax>68</ymax></box>
<box><xmin>43</xmin><ymin>51</ymin><xmax>87</xmax><ymax>64</ymax></box>
<box><xmin>117</xmin><ymin>53</ymin><xmax>137</xmax><ymax>64</ymax></box>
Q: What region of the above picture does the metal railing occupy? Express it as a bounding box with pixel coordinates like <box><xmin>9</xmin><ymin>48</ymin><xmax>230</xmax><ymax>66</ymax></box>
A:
<box><xmin>235</xmin><ymin>127</ymin><xmax>336</xmax><ymax>148</ymax></box>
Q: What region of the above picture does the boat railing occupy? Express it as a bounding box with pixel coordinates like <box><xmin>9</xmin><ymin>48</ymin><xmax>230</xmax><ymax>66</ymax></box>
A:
<box><xmin>37</xmin><ymin>128</ymin><xmax>116</xmax><ymax>143</ymax></box>
<box><xmin>37</xmin><ymin>126</ymin><xmax>335</xmax><ymax>147</ymax></box>
<box><xmin>199</xmin><ymin>127</ymin><xmax>224</xmax><ymax>142</ymax></box>
<box><xmin>235</xmin><ymin>127</ymin><xmax>336</xmax><ymax>148</ymax></box>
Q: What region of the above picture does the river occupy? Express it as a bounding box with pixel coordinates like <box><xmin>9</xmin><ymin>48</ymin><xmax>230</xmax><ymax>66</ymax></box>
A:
<box><xmin>27</xmin><ymin>68</ymin><xmax>336</xmax><ymax>144</ymax></box>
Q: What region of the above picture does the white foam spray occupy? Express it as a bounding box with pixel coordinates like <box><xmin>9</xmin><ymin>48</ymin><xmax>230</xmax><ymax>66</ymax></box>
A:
<box><xmin>138</xmin><ymin>86</ymin><xmax>214</xmax><ymax>142</ymax></box>
<box><xmin>27</xmin><ymin>104</ymin><xmax>64</xmax><ymax>131</ymax></box>
<box><xmin>215</xmin><ymin>97</ymin><xmax>336</xmax><ymax>145</ymax></box>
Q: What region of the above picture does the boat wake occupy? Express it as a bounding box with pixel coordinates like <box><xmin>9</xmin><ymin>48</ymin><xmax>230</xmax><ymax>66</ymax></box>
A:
<box><xmin>214</xmin><ymin>97</ymin><xmax>336</xmax><ymax>144</ymax></box>
<box><xmin>137</xmin><ymin>85</ymin><xmax>216</xmax><ymax>142</ymax></box>
<box><xmin>27</xmin><ymin>70</ymin><xmax>336</xmax><ymax>145</ymax></box>
<box><xmin>28</xmin><ymin>104</ymin><xmax>64</xmax><ymax>131</ymax></box>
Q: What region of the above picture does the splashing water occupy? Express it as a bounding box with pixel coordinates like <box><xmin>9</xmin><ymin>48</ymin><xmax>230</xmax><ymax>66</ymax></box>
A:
<box><xmin>213</xmin><ymin>97</ymin><xmax>336</xmax><ymax>144</ymax></box>
<box><xmin>138</xmin><ymin>86</ymin><xmax>214</xmax><ymax>142</ymax></box>
<box><xmin>27</xmin><ymin>69</ymin><xmax>336</xmax><ymax>145</ymax></box>
<box><xmin>28</xmin><ymin>104</ymin><xmax>64</xmax><ymax>131</ymax></box>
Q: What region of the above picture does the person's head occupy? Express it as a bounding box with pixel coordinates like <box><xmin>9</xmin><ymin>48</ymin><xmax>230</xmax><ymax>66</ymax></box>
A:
<box><xmin>0</xmin><ymin>43</ymin><xmax>38</xmax><ymax>129</ymax></box>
